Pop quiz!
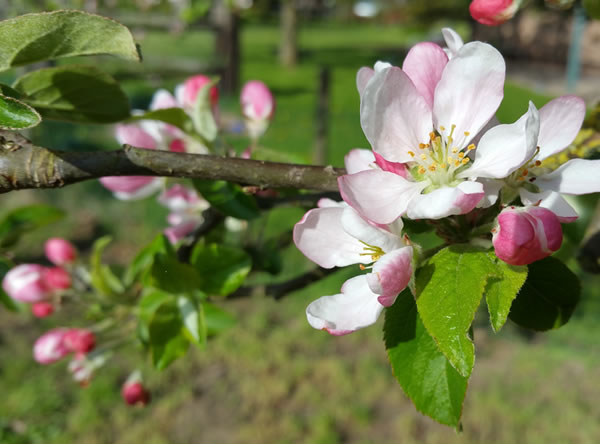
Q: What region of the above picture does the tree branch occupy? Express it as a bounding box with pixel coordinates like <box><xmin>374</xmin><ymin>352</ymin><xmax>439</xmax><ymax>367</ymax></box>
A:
<box><xmin>0</xmin><ymin>131</ymin><xmax>345</xmax><ymax>193</ymax></box>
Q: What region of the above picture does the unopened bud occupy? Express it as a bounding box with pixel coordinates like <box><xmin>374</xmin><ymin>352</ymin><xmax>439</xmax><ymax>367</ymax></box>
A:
<box><xmin>44</xmin><ymin>238</ymin><xmax>77</xmax><ymax>265</ymax></box>
<box><xmin>63</xmin><ymin>329</ymin><xmax>96</xmax><ymax>354</ymax></box>
<box><xmin>469</xmin><ymin>0</ymin><xmax>522</xmax><ymax>26</ymax></box>
<box><xmin>32</xmin><ymin>302</ymin><xmax>54</xmax><ymax>318</ymax></box>
<box><xmin>2</xmin><ymin>264</ymin><xmax>51</xmax><ymax>303</ymax></box>
<box><xmin>33</xmin><ymin>328</ymin><xmax>69</xmax><ymax>364</ymax></box>
<box><xmin>122</xmin><ymin>382</ymin><xmax>151</xmax><ymax>406</ymax></box>
<box><xmin>43</xmin><ymin>267</ymin><xmax>72</xmax><ymax>291</ymax></box>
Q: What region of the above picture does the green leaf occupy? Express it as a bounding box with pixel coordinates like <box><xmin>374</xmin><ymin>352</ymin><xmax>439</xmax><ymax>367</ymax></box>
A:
<box><xmin>0</xmin><ymin>93</ymin><xmax>41</xmax><ymax>130</ymax></box>
<box><xmin>0</xmin><ymin>256</ymin><xmax>18</xmax><ymax>311</ymax></box>
<box><xmin>124</xmin><ymin>234</ymin><xmax>174</xmax><ymax>287</ymax></box>
<box><xmin>90</xmin><ymin>236</ymin><xmax>124</xmax><ymax>297</ymax></box>
<box><xmin>191</xmin><ymin>77</ymin><xmax>218</xmax><ymax>141</ymax></box>
<box><xmin>204</xmin><ymin>302</ymin><xmax>236</xmax><ymax>336</ymax></box>
<box><xmin>177</xmin><ymin>295</ymin><xmax>206</xmax><ymax>347</ymax></box>
<box><xmin>508</xmin><ymin>256</ymin><xmax>580</xmax><ymax>331</ymax></box>
<box><xmin>128</xmin><ymin>107</ymin><xmax>191</xmax><ymax>133</ymax></box>
<box><xmin>483</xmin><ymin>253</ymin><xmax>527</xmax><ymax>332</ymax></box>
<box><xmin>0</xmin><ymin>204</ymin><xmax>64</xmax><ymax>248</ymax></box>
<box><xmin>0</xmin><ymin>83</ymin><xmax>24</xmax><ymax>99</ymax></box>
<box><xmin>190</xmin><ymin>243</ymin><xmax>252</xmax><ymax>296</ymax></box>
<box><xmin>416</xmin><ymin>245</ymin><xmax>494</xmax><ymax>378</ymax></box>
<box><xmin>12</xmin><ymin>66</ymin><xmax>130</xmax><ymax>123</ymax></box>
<box><xmin>385</xmin><ymin>289</ymin><xmax>468</xmax><ymax>428</ymax></box>
<box><xmin>137</xmin><ymin>288</ymin><xmax>173</xmax><ymax>344</ymax></box>
<box><xmin>148</xmin><ymin>300</ymin><xmax>189</xmax><ymax>370</ymax></box>
<box><xmin>0</xmin><ymin>10</ymin><xmax>141</xmax><ymax>71</ymax></box>
<box><xmin>193</xmin><ymin>179</ymin><xmax>260</xmax><ymax>220</ymax></box>
<box><xmin>147</xmin><ymin>253</ymin><xmax>203</xmax><ymax>294</ymax></box>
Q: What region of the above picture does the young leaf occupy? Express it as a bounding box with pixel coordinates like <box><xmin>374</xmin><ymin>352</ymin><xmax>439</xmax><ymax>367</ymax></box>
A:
<box><xmin>0</xmin><ymin>256</ymin><xmax>19</xmax><ymax>312</ymax></box>
<box><xmin>0</xmin><ymin>205</ymin><xmax>64</xmax><ymax>249</ymax></box>
<box><xmin>147</xmin><ymin>253</ymin><xmax>203</xmax><ymax>294</ymax></box>
<box><xmin>124</xmin><ymin>234</ymin><xmax>174</xmax><ymax>287</ymax></box>
<box><xmin>483</xmin><ymin>252</ymin><xmax>527</xmax><ymax>332</ymax></box>
<box><xmin>204</xmin><ymin>302</ymin><xmax>236</xmax><ymax>336</ymax></box>
<box><xmin>0</xmin><ymin>93</ymin><xmax>41</xmax><ymax>130</ymax></box>
<box><xmin>385</xmin><ymin>289</ymin><xmax>468</xmax><ymax>428</ymax></box>
<box><xmin>193</xmin><ymin>179</ymin><xmax>260</xmax><ymax>220</ymax></box>
<box><xmin>190</xmin><ymin>243</ymin><xmax>252</xmax><ymax>296</ymax></box>
<box><xmin>0</xmin><ymin>10</ymin><xmax>141</xmax><ymax>71</ymax></box>
<box><xmin>191</xmin><ymin>78</ymin><xmax>218</xmax><ymax>142</ymax></box>
<box><xmin>90</xmin><ymin>236</ymin><xmax>124</xmax><ymax>297</ymax></box>
<box><xmin>148</xmin><ymin>300</ymin><xmax>189</xmax><ymax>370</ymax></box>
<box><xmin>137</xmin><ymin>288</ymin><xmax>174</xmax><ymax>344</ymax></box>
<box><xmin>415</xmin><ymin>245</ymin><xmax>495</xmax><ymax>378</ymax></box>
<box><xmin>12</xmin><ymin>66</ymin><xmax>130</xmax><ymax>123</ymax></box>
<box><xmin>177</xmin><ymin>295</ymin><xmax>206</xmax><ymax>347</ymax></box>
<box><xmin>128</xmin><ymin>108</ymin><xmax>191</xmax><ymax>133</ymax></box>
<box><xmin>508</xmin><ymin>256</ymin><xmax>580</xmax><ymax>331</ymax></box>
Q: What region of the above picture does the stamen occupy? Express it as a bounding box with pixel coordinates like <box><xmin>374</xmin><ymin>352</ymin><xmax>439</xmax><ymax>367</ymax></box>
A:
<box><xmin>458</xmin><ymin>152</ymin><xmax>465</xmax><ymax>159</ymax></box>
<box><xmin>408</xmin><ymin>151</ymin><xmax>415</xmax><ymax>157</ymax></box>
<box><xmin>464</xmin><ymin>131</ymin><xmax>470</xmax><ymax>136</ymax></box>
<box><xmin>420</xmin><ymin>153</ymin><xmax>428</xmax><ymax>160</ymax></box>
<box><xmin>451</xmin><ymin>148</ymin><xmax>458</xmax><ymax>154</ymax></box>
<box><xmin>535</xmin><ymin>160</ymin><xmax>541</xmax><ymax>166</ymax></box>
<box><xmin>419</xmin><ymin>143</ymin><xmax>427</xmax><ymax>149</ymax></box>
<box><xmin>418</xmin><ymin>166</ymin><xmax>426</xmax><ymax>174</ymax></box>
<box><xmin>522</xmin><ymin>169</ymin><xmax>529</xmax><ymax>176</ymax></box>
<box><xmin>461</xmin><ymin>158</ymin><xmax>470</xmax><ymax>165</ymax></box>
<box><xmin>467</xmin><ymin>144</ymin><xmax>476</xmax><ymax>151</ymax></box>
<box><xmin>449</xmin><ymin>124</ymin><xmax>456</xmax><ymax>138</ymax></box>
<box><xmin>359</xmin><ymin>264</ymin><xmax>366</xmax><ymax>270</ymax></box>
<box><xmin>429</xmin><ymin>132</ymin><xmax>436</xmax><ymax>141</ymax></box>
<box><xmin>440</xmin><ymin>126</ymin><xmax>446</xmax><ymax>131</ymax></box>
<box><xmin>428</xmin><ymin>164</ymin><xmax>437</xmax><ymax>171</ymax></box>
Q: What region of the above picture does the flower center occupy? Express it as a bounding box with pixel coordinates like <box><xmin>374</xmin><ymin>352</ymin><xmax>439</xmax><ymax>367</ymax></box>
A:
<box><xmin>506</xmin><ymin>146</ymin><xmax>543</xmax><ymax>191</ymax></box>
<box><xmin>358</xmin><ymin>240</ymin><xmax>385</xmax><ymax>265</ymax></box>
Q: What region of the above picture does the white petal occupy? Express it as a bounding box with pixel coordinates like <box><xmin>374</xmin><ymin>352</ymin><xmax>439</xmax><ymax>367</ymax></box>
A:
<box><xmin>402</xmin><ymin>42</ymin><xmax>448</xmax><ymax>109</ymax></box>
<box><xmin>537</xmin><ymin>95</ymin><xmax>586</xmax><ymax>160</ymax></box>
<box><xmin>520</xmin><ymin>189</ymin><xmax>579</xmax><ymax>223</ymax></box>
<box><xmin>341</xmin><ymin>207</ymin><xmax>404</xmax><ymax>253</ymax></box>
<box><xmin>112</xmin><ymin>178</ymin><xmax>164</xmax><ymax>201</ymax></box>
<box><xmin>306</xmin><ymin>275</ymin><xmax>383</xmax><ymax>335</ymax></box>
<box><xmin>344</xmin><ymin>149</ymin><xmax>376</xmax><ymax>174</ymax></box>
<box><xmin>338</xmin><ymin>170</ymin><xmax>426</xmax><ymax>224</ymax></box>
<box><xmin>460</xmin><ymin>102</ymin><xmax>539</xmax><ymax>179</ymax></box>
<box><xmin>433</xmin><ymin>42</ymin><xmax>505</xmax><ymax>149</ymax></box>
<box><xmin>293</xmin><ymin>207</ymin><xmax>366</xmax><ymax>268</ymax></box>
<box><xmin>406</xmin><ymin>181</ymin><xmax>484</xmax><ymax>219</ymax></box>
<box><xmin>476</xmin><ymin>178</ymin><xmax>504</xmax><ymax>208</ymax></box>
<box><xmin>538</xmin><ymin>159</ymin><xmax>600</xmax><ymax>195</ymax></box>
<box><xmin>356</xmin><ymin>67</ymin><xmax>374</xmax><ymax>98</ymax></box>
<box><xmin>360</xmin><ymin>66</ymin><xmax>432</xmax><ymax>163</ymax></box>
<box><xmin>442</xmin><ymin>28</ymin><xmax>464</xmax><ymax>58</ymax></box>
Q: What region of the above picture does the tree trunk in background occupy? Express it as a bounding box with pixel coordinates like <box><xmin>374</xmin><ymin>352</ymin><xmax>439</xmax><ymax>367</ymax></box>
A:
<box><xmin>213</xmin><ymin>0</ymin><xmax>240</xmax><ymax>94</ymax></box>
<box><xmin>279</xmin><ymin>1</ymin><xmax>298</xmax><ymax>67</ymax></box>
<box><xmin>313</xmin><ymin>67</ymin><xmax>330</xmax><ymax>165</ymax></box>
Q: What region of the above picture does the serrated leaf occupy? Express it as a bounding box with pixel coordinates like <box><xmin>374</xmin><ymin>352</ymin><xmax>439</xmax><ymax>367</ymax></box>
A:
<box><xmin>191</xmin><ymin>77</ymin><xmax>218</xmax><ymax>141</ymax></box>
<box><xmin>385</xmin><ymin>289</ymin><xmax>468</xmax><ymax>427</ymax></box>
<box><xmin>124</xmin><ymin>234</ymin><xmax>174</xmax><ymax>287</ymax></box>
<box><xmin>147</xmin><ymin>253</ymin><xmax>203</xmax><ymax>294</ymax></box>
<box><xmin>0</xmin><ymin>93</ymin><xmax>41</xmax><ymax>130</ymax></box>
<box><xmin>148</xmin><ymin>300</ymin><xmax>189</xmax><ymax>370</ymax></box>
<box><xmin>12</xmin><ymin>66</ymin><xmax>130</xmax><ymax>123</ymax></box>
<box><xmin>204</xmin><ymin>302</ymin><xmax>236</xmax><ymax>336</ymax></box>
<box><xmin>177</xmin><ymin>295</ymin><xmax>206</xmax><ymax>347</ymax></box>
<box><xmin>90</xmin><ymin>236</ymin><xmax>124</xmax><ymax>297</ymax></box>
<box><xmin>483</xmin><ymin>252</ymin><xmax>527</xmax><ymax>332</ymax></box>
<box><xmin>0</xmin><ymin>204</ymin><xmax>64</xmax><ymax>249</ymax></box>
<box><xmin>128</xmin><ymin>107</ymin><xmax>191</xmax><ymax>133</ymax></box>
<box><xmin>508</xmin><ymin>256</ymin><xmax>580</xmax><ymax>331</ymax></box>
<box><xmin>190</xmin><ymin>243</ymin><xmax>252</xmax><ymax>296</ymax></box>
<box><xmin>416</xmin><ymin>245</ymin><xmax>495</xmax><ymax>378</ymax></box>
<box><xmin>0</xmin><ymin>256</ymin><xmax>19</xmax><ymax>311</ymax></box>
<box><xmin>0</xmin><ymin>10</ymin><xmax>141</xmax><ymax>71</ymax></box>
<box><xmin>193</xmin><ymin>179</ymin><xmax>260</xmax><ymax>220</ymax></box>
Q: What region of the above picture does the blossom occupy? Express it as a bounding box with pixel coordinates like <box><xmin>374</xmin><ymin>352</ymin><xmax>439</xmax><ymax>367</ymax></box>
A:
<box><xmin>492</xmin><ymin>206</ymin><xmax>562</xmax><ymax>265</ymax></box>
<box><xmin>33</xmin><ymin>328</ymin><xmax>70</xmax><ymax>364</ymax></box>
<box><xmin>43</xmin><ymin>267</ymin><xmax>71</xmax><ymax>291</ymax></box>
<box><xmin>63</xmin><ymin>329</ymin><xmax>96</xmax><ymax>354</ymax></box>
<box><xmin>158</xmin><ymin>185</ymin><xmax>209</xmax><ymax>244</ymax></box>
<box><xmin>240</xmin><ymin>80</ymin><xmax>275</xmax><ymax>140</ymax></box>
<box><xmin>122</xmin><ymin>381</ymin><xmax>151</xmax><ymax>406</ymax></box>
<box><xmin>32</xmin><ymin>301</ymin><xmax>54</xmax><ymax>318</ymax></box>
<box><xmin>45</xmin><ymin>238</ymin><xmax>77</xmax><ymax>266</ymax></box>
<box><xmin>294</xmin><ymin>204</ymin><xmax>413</xmax><ymax>334</ymax></box>
<box><xmin>339</xmin><ymin>39</ymin><xmax>506</xmax><ymax>223</ymax></box>
<box><xmin>2</xmin><ymin>264</ymin><xmax>50</xmax><ymax>303</ymax></box>
<box><xmin>469</xmin><ymin>0</ymin><xmax>522</xmax><ymax>26</ymax></box>
<box><xmin>176</xmin><ymin>74</ymin><xmax>219</xmax><ymax>111</ymax></box>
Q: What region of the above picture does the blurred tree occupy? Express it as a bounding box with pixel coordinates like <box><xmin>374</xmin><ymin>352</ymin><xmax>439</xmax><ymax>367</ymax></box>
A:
<box><xmin>279</xmin><ymin>0</ymin><xmax>298</xmax><ymax>67</ymax></box>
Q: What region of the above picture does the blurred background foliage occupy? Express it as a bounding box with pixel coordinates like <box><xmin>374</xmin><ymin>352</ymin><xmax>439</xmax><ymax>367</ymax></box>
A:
<box><xmin>1</xmin><ymin>0</ymin><xmax>600</xmax><ymax>442</ymax></box>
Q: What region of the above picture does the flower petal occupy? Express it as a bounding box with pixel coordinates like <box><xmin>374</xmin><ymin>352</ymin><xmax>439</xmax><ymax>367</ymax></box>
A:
<box><xmin>519</xmin><ymin>189</ymin><xmax>579</xmax><ymax>223</ymax></box>
<box><xmin>402</xmin><ymin>42</ymin><xmax>448</xmax><ymax>109</ymax></box>
<box><xmin>150</xmin><ymin>89</ymin><xmax>178</xmax><ymax>110</ymax></box>
<box><xmin>366</xmin><ymin>247</ymin><xmax>413</xmax><ymax>307</ymax></box>
<box><xmin>115</xmin><ymin>124</ymin><xmax>156</xmax><ymax>149</ymax></box>
<box><xmin>538</xmin><ymin>159</ymin><xmax>600</xmax><ymax>195</ymax></box>
<box><xmin>476</xmin><ymin>178</ymin><xmax>504</xmax><ymax>208</ymax></box>
<box><xmin>344</xmin><ymin>149</ymin><xmax>375</xmax><ymax>174</ymax></box>
<box><xmin>360</xmin><ymin>66</ymin><xmax>432</xmax><ymax>162</ymax></box>
<box><xmin>341</xmin><ymin>207</ymin><xmax>405</xmax><ymax>253</ymax></box>
<box><xmin>356</xmin><ymin>67</ymin><xmax>374</xmax><ymax>98</ymax></box>
<box><xmin>406</xmin><ymin>181</ymin><xmax>484</xmax><ymax>220</ymax></box>
<box><xmin>460</xmin><ymin>101</ymin><xmax>539</xmax><ymax>179</ymax></box>
<box><xmin>293</xmin><ymin>207</ymin><xmax>366</xmax><ymax>268</ymax></box>
<box><xmin>338</xmin><ymin>170</ymin><xmax>426</xmax><ymax>224</ymax></box>
<box><xmin>442</xmin><ymin>28</ymin><xmax>464</xmax><ymax>58</ymax></box>
<box><xmin>433</xmin><ymin>41</ymin><xmax>505</xmax><ymax>149</ymax></box>
<box><xmin>373</xmin><ymin>152</ymin><xmax>408</xmax><ymax>178</ymax></box>
<box><xmin>537</xmin><ymin>95</ymin><xmax>586</xmax><ymax>160</ymax></box>
<box><xmin>99</xmin><ymin>177</ymin><xmax>164</xmax><ymax>200</ymax></box>
<box><xmin>306</xmin><ymin>275</ymin><xmax>383</xmax><ymax>335</ymax></box>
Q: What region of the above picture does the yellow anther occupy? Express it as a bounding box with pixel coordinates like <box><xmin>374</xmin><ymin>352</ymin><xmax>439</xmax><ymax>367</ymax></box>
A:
<box><xmin>522</xmin><ymin>169</ymin><xmax>529</xmax><ymax>176</ymax></box>
<box><xmin>429</xmin><ymin>132</ymin><xmax>436</xmax><ymax>141</ymax></box>
<box><xmin>451</xmin><ymin>147</ymin><xmax>458</xmax><ymax>154</ymax></box>
<box><xmin>419</xmin><ymin>143</ymin><xmax>427</xmax><ymax>149</ymax></box>
<box><xmin>418</xmin><ymin>166</ymin><xmax>426</xmax><ymax>174</ymax></box>
<box><xmin>428</xmin><ymin>164</ymin><xmax>437</xmax><ymax>171</ymax></box>
<box><xmin>464</xmin><ymin>131</ymin><xmax>470</xmax><ymax>136</ymax></box>
<box><xmin>517</xmin><ymin>176</ymin><xmax>525</xmax><ymax>181</ymax></box>
<box><xmin>458</xmin><ymin>152</ymin><xmax>465</xmax><ymax>159</ymax></box>
<box><xmin>420</xmin><ymin>154</ymin><xmax>428</xmax><ymax>160</ymax></box>
<box><xmin>440</xmin><ymin>126</ymin><xmax>446</xmax><ymax>131</ymax></box>
<box><xmin>447</xmin><ymin>156</ymin><xmax>454</xmax><ymax>163</ymax></box>
<box><xmin>454</xmin><ymin>160</ymin><xmax>460</xmax><ymax>167</ymax></box>
<box><xmin>535</xmin><ymin>160</ymin><xmax>542</xmax><ymax>166</ymax></box>
<box><xmin>440</xmin><ymin>163</ymin><xmax>447</xmax><ymax>169</ymax></box>
<box><xmin>461</xmin><ymin>158</ymin><xmax>470</xmax><ymax>165</ymax></box>
<box><xmin>359</xmin><ymin>264</ymin><xmax>366</xmax><ymax>270</ymax></box>
<box><xmin>467</xmin><ymin>144</ymin><xmax>476</xmax><ymax>151</ymax></box>
<box><xmin>407</xmin><ymin>151</ymin><xmax>415</xmax><ymax>157</ymax></box>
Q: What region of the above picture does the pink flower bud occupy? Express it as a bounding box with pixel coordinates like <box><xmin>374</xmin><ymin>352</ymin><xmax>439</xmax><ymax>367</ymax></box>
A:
<box><xmin>240</xmin><ymin>80</ymin><xmax>275</xmax><ymax>122</ymax></box>
<box><xmin>180</xmin><ymin>75</ymin><xmax>218</xmax><ymax>109</ymax></box>
<box><xmin>33</xmin><ymin>328</ymin><xmax>70</xmax><ymax>364</ymax></box>
<box><xmin>169</xmin><ymin>139</ymin><xmax>186</xmax><ymax>153</ymax></box>
<box><xmin>492</xmin><ymin>206</ymin><xmax>562</xmax><ymax>266</ymax></box>
<box><xmin>122</xmin><ymin>382</ymin><xmax>151</xmax><ymax>406</ymax></box>
<box><xmin>44</xmin><ymin>238</ymin><xmax>77</xmax><ymax>265</ymax></box>
<box><xmin>63</xmin><ymin>329</ymin><xmax>96</xmax><ymax>354</ymax></box>
<box><xmin>43</xmin><ymin>267</ymin><xmax>72</xmax><ymax>291</ymax></box>
<box><xmin>469</xmin><ymin>0</ymin><xmax>521</xmax><ymax>26</ymax></box>
<box><xmin>2</xmin><ymin>264</ymin><xmax>50</xmax><ymax>303</ymax></box>
<box><xmin>32</xmin><ymin>302</ymin><xmax>55</xmax><ymax>318</ymax></box>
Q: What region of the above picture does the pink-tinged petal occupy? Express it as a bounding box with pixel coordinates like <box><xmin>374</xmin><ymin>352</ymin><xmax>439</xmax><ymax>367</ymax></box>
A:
<box><xmin>115</xmin><ymin>124</ymin><xmax>156</xmax><ymax>149</ymax></box>
<box><xmin>356</xmin><ymin>67</ymin><xmax>374</xmax><ymax>97</ymax></box>
<box><xmin>433</xmin><ymin>42</ymin><xmax>505</xmax><ymax>149</ymax></box>
<box><xmin>406</xmin><ymin>181</ymin><xmax>484</xmax><ymax>220</ymax></box>
<box><xmin>169</xmin><ymin>139</ymin><xmax>186</xmax><ymax>152</ymax></box>
<box><xmin>164</xmin><ymin>221</ymin><xmax>199</xmax><ymax>244</ymax></box>
<box><xmin>460</xmin><ymin>102</ymin><xmax>539</xmax><ymax>179</ymax></box>
<box><xmin>99</xmin><ymin>177</ymin><xmax>163</xmax><ymax>201</ymax></box>
<box><xmin>441</xmin><ymin>28</ymin><xmax>464</xmax><ymax>58</ymax></box>
<box><xmin>469</xmin><ymin>0</ymin><xmax>520</xmax><ymax>26</ymax></box>
<box><xmin>293</xmin><ymin>207</ymin><xmax>366</xmax><ymax>268</ymax></box>
<box><xmin>2</xmin><ymin>264</ymin><xmax>50</xmax><ymax>303</ymax></box>
<box><xmin>317</xmin><ymin>198</ymin><xmax>347</xmax><ymax>208</ymax></box>
<box><xmin>519</xmin><ymin>189</ymin><xmax>579</xmax><ymax>223</ymax></box>
<box><xmin>366</xmin><ymin>247</ymin><xmax>413</xmax><ymax>307</ymax></box>
<box><xmin>537</xmin><ymin>95</ymin><xmax>586</xmax><ymax>160</ymax></box>
<box><xmin>527</xmin><ymin>207</ymin><xmax>563</xmax><ymax>252</ymax></box>
<box><xmin>306</xmin><ymin>275</ymin><xmax>383</xmax><ymax>335</ymax></box>
<box><xmin>373</xmin><ymin>152</ymin><xmax>408</xmax><ymax>178</ymax></box>
<box><xmin>361</xmin><ymin>66</ymin><xmax>432</xmax><ymax>162</ymax></box>
<box><xmin>402</xmin><ymin>42</ymin><xmax>448</xmax><ymax>109</ymax></box>
<box><xmin>33</xmin><ymin>328</ymin><xmax>70</xmax><ymax>364</ymax></box>
<box><xmin>338</xmin><ymin>170</ymin><xmax>426</xmax><ymax>224</ymax></box>
<box><xmin>344</xmin><ymin>149</ymin><xmax>375</xmax><ymax>174</ymax></box>
<box><xmin>181</xmin><ymin>74</ymin><xmax>218</xmax><ymax>109</ymax></box>
<box><xmin>241</xmin><ymin>80</ymin><xmax>275</xmax><ymax>121</ymax></box>
<box><xmin>45</xmin><ymin>238</ymin><xmax>77</xmax><ymax>266</ymax></box>
<box><xmin>476</xmin><ymin>178</ymin><xmax>503</xmax><ymax>208</ymax></box>
<box><xmin>538</xmin><ymin>159</ymin><xmax>600</xmax><ymax>195</ymax></box>
<box><xmin>150</xmin><ymin>89</ymin><xmax>178</xmax><ymax>110</ymax></box>
<box><xmin>340</xmin><ymin>207</ymin><xmax>405</xmax><ymax>253</ymax></box>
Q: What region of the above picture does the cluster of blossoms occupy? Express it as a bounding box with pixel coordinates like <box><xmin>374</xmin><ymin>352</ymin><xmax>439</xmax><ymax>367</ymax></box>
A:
<box><xmin>99</xmin><ymin>74</ymin><xmax>275</xmax><ymax>244</ymax></box>
<box><xmin>294</xmin><ymin>28</ymin><xmax>599</xmax><ymax>335</ymax></box>
<box><xmin>469</xmin><ymin>0</ymin><xmax>577</xmax><ymax>26</ymax></box>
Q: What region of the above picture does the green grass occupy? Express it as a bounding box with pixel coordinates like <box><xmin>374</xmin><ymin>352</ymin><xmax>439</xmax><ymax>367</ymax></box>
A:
<box><xmin>1</xmin><ymin>20</ymin><xmax>599</xmax><ymax>444</ymax></box>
